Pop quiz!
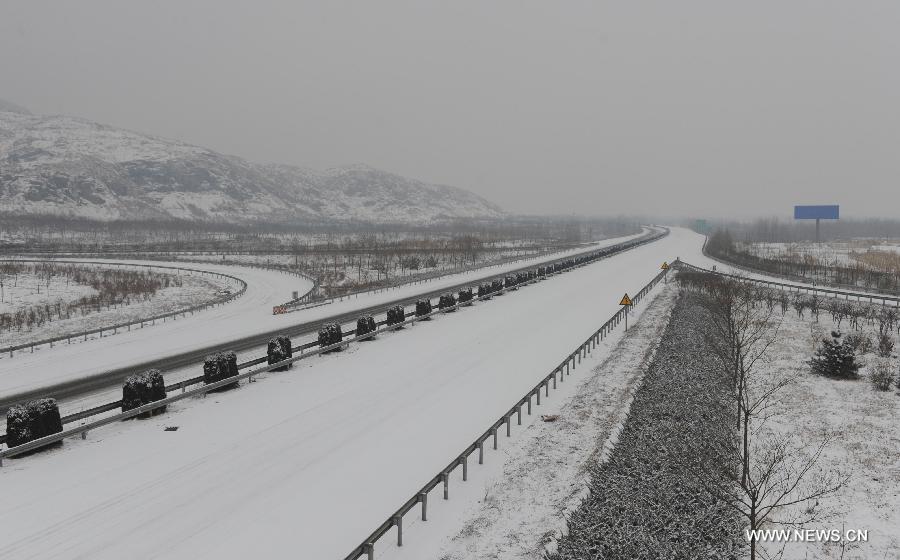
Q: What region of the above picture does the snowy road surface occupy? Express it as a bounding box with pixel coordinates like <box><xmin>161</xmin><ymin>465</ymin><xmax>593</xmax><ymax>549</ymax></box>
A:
<box><xmin>2</xmin><ymin>227</ymin><xmax>698</xmax><ymax>560</ymax></box>
<box><xmin>0</xmin><ymin>259</ymin><xmax>312</xmax><ymax>399</ymax></box>
<box><xmin>0</xmin><ymin>233</ymin><xmax>645</xmax><ymax>400</ymax></box>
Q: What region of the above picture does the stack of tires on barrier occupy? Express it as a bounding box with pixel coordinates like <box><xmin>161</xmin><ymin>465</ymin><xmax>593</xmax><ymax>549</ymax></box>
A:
<box><xmin>458</xmin><ymin>288</ymin><xmax>474</xmax><ymax>305</ymax></box>
<box><xmin>318</xmin><ymin>323</ymin><xmax>343</xmax><ymax>350</ymax></box>
<box><xmin>415</xmin><ymin>299</ymin><xmax>433</xmax><ymax>318</ymax></box>
<box><xmin>438</xmin><ymin>293</ymin><xmax>457</xmax><ymax>311</ymax></box>
<box><xmin>204</xmin><ymin>351</ymin><xmax>240</xmax><ymax>389</ymax></box>
<box><xmin>267</xmin><ymin>335</ymin><xmax>293</xmax><ymax>371</ymax></box>
<box><xmin>122</xmin><ymin>369</ymin><xmax>168</xmax><ymax>415</ymax></box>
<box><xmin>356</xmin><ymin>315</ymin><xmax>377</xmax><ymax>339</ymax></box>
<box><xmin>386</xmin><ymin>305</ymin><xmax>406</xmax><ymax>327</ymax></box>
<box><xmin>478</xmin><ymin>283</ymin><xmax>493</xmax><ymax>299</ymax></box>
<box><xmin>5</xmin><ymin>398</ymin><xmax>63</xmax><ymax>449</ymax></box>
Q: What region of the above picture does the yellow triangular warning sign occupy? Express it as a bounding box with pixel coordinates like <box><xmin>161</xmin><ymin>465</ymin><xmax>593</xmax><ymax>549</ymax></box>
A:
<box><xmin>619</xmin><ymin>293</ymin><xmax>632</xmax><ymax>306</ymax></box>
<box><xmin>661</xmin><ymin>262</ymin><xmax>669</xmax><ymax>270</ymax></box>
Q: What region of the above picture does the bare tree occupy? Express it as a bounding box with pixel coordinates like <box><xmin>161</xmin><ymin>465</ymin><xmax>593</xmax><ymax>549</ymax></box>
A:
<box><xmin>685</xmin><ymin>273</ymin><xmax>845</xmax><ymax>560</ymax></box>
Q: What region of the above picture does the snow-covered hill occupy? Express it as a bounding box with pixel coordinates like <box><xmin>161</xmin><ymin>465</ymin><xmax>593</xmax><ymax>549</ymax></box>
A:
<box><xmin>0</xmin><ymin>106</ymin><xmax>503</xmax><ymax>224</ymax></box>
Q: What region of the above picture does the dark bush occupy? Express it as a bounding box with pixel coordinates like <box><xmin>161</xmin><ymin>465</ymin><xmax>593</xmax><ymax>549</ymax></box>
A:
<box><xmin>6</xmin><ymin>398</ymin><xmax>63</xmax><ymax>448</ymax></box>
<box><xmin>415</xmin><ymin>299</ymin><xmax>433</xmax><ymax>317</ymax></box>
<box><xmin>844</xmin><ymin>333</ymin><xmax>873</xmax><ymax>355</ymax></box>
<box><xmin>810</xmin><ymin>331</ymin><xmax>860</xmax><ymax>379</ymax></box>
<box><xmin>386</xmin><ymin>305</ymin><xmax>406</xmax><ymax>326</ymax></box>
<box><xmin>318</xmin><ymin>322</ymin><xmax>343</xmax><ymax>348</ymax></box>
<box><xmin>491</xmin><ymin>279</ymin><xmax>504</xmax><ymax>293</ymax></box>
<box><xmin>267</xmin><ymin>335</ymin><xmax>293</xmax><ymax>371</ymax></box>
<box><xmin>356</xmin><ymin>315</ymin><xmax>377</xmax><ymax>337</ymax></box>
<box><xmin>122</xmin><ymin>369</ymin><xmax>167</xmax><ymax>414</ymax></box>
<box><xmin>538</xmin><ymin>266</ymin><xmax>546</xmax><ymax>276</ymax></box>
<box><xmin>504</xmin><ymin>275</ymin><xmax>517</xmax><ymax>290</ymax></box>
<box><xmin>204</xmin><ymin>351</ymin><xmax>239</xmax><ymax>386</ymax></box>
<box><xmin>439</xmin><ymin>293</ymin><xmax>457</xmax><ymax>311</ymax></box>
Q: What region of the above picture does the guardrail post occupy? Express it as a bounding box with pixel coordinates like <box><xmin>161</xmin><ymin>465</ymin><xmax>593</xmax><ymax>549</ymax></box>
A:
<box><xmin>517</xmin><ymin>405</ymin><xmax>522</xmax><ymax>425</ymax></box>
<box><xmin>394</xmin><ymin>515</ymin><xmax>403</xmax><ymax>546</ymax></box>
<box><xmin>419</xmin><ymin>492</ymin><xmax>428</xmax><ymax>520</ymax></box>
<box><xmin>462</xmin><ymin>455</ymin><xmax>468</xmax><ymax>480</ymax></box>
<box><xmin>527</xmin><ymin>396</ymin><xmax>532</xmax><ymax>415</ymax></box>
<box><xmin>492</xmin><ymin>427</ymin><xmax>498</xmax><ymax>449</ymax></box>
<box><xmin>478</xmin><ymin>440</ymin><xmax>484</xmax><ymax>464</ymax></box>
<box><xmin>553</xmin><ymin>372</ymin><xmax>557</xmax><ymax>389</ymax></box>
<box><xmin>506</xmin><ymin>416</ymin><xmax>511</xmax><ymax>436</ymax></box>
<box><xmin>536</xmin><ymin>387</ymin><xmax>541</xmax><ymax>406</ymax></box>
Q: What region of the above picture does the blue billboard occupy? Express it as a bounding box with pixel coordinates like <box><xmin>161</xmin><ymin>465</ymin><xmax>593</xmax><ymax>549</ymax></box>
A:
<box><xmin>794</xmin><ymin>205</ymin><xmax>839</xmax><ymax>220</ymax></box>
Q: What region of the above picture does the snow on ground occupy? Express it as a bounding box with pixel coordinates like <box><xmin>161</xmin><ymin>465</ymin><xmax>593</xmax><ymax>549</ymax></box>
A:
<box><xmin>0</xmin><ymin>258</ymin><xmax>313</xmax><ymax>399</ymax></box>
<box><xmin>756</xmin><ymin>312</ymin><xmax>900</xmax><ymax>560</ymax></box>
<box><xmin>687</xmin><ymin>238</ymin><xmax>900</xmax><ymax>302</ymax></box>
<box><xmin>380</xmin><ymin>285</ymin><xmax>678</xmax><ymax>560</ymax></box>
<box><xmin>0</xmin><ymin>231</ymin><xmax>644</xmax><ymax>400</ymax></box>
<box><xmin>0</xmin><ymin>227</ymin><xmax>693</xmax><ymax>560</ymax></box>
<box><xmin>0</xmin><ymin>265</ymin><xmax>233</xmax><ymax>348</ymax></box>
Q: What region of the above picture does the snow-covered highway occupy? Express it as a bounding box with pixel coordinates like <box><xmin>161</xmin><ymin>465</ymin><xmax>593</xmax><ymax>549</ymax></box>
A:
<box><xmin>0</xmin><ymin>228</ymin><xmax>709</xmax><ymax>559</ymax></box>
<box><xmin>0</xmin><ymin>233</ymin><xmax>648</xmax><ymax>404</ymax></box>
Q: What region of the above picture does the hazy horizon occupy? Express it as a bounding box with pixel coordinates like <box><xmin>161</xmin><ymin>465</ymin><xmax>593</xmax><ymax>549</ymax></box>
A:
<box><xmin>2</xmin><ymin>1</ymin><xmax>899</xmax><ymax>220</ymax></box>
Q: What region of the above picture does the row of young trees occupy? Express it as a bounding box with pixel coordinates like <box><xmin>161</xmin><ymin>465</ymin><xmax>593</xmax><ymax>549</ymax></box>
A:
<box><xmin>706</xmin><ymin>229</ymin><xmax>900</xmax><ymax>293</ymax></box>
<box><xmin>0</xmin><ymin>262</ymin><xmax>177</xmax><ymax>334</ymax></box>
<box><xmin>678</xmin><ymin>271</ymin><xmax>847</xmax><ymax>560</ymax></box>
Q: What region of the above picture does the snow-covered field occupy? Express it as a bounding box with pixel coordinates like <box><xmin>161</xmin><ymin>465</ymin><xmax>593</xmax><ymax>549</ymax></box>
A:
<box><xmin>0</xmin><ymin>231</ymin><xmax>643</xmax><ymax>401</ymax></box>
<box><xmin>0</xmin><ymin>263</ymin><xmax>234</xmax><ymax>348</ymax></box>
<box><xmin>741</xmin><ymin>240</ymin><xmax>900</xmax><ymax>271</ymax></box>
<box><xmin>0</xmin><ymin>259</ymin><xmax>312</xmax><ymax>398</ymax></box>
<box><xmin>0</xmin><ymin>227</ymin><xmax>693</xmax><ymax>560</ymax></box>
<box><xmin>757</xmin><ymin>311</ymin><xmax>900</xmax><ymax>560</ymax></box>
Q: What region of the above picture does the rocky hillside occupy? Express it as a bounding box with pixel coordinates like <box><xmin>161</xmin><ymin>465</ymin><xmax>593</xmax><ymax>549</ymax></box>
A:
<box><xmin>0</xmin><ymin>106</ymin><xmax>502</xmax><ymax>224</ymax></box>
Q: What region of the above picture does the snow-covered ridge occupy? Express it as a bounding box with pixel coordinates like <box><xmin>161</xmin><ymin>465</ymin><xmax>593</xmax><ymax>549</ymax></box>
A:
<box><xmin>0</xmin><ymin>108</ymin><xmax>503</xmax><ymax>224</ymax></box>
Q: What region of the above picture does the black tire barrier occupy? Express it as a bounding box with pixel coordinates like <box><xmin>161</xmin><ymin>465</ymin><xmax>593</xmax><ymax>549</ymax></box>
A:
<box><xmin>122</xmin><ymin>370</ymin><xmax>167</xmax><ymax>415</ymax></box>
<box><xmin>458</xmin><ymin>288</ymin><xmax>474</xmax><ymax>304</ymax></box>
<box><xmin>438</xmin><ymin>293</ymin><xmax>457</xmax><ymax>311</ymax></box>
<box><xmin>478</xmin><ymin>283</ymin><xmax>493</xmax><ymax>299</ymax></box>
<box><xmin>386</xmin><ymin>305</ymin><xmax>406</xmax><ymax>326</ymax></box>
<box><xmin>415</xmin><ymin>299</ymin><xmax>433</xmax><ymax>317</ymax></box>
<box><xmin>203</xmin><ymin>351</ymin><xmax>239</xmax><ymax>387</ymax></box>
<box><xmin>504</xmin><ymin>275</ymin><xmax>517</xmax><ymax>290</ymax></box>
<box><xmin>318</xmin><ymin>323</ymin><xmax>343</xmax><ymax>349</ymax></box>
<box><xmin>267</xmin><ymin>336</ymin><xmax>293</xmax><ymax>371</ymax></box>
<box><xmin>6</xmin><ymin>398</ymin><xmax>63</xmax><ymax>448</ymax></box>
<box><xmin>356</xmin><ymin>316</ymin><xmax>377</xmax><ymax>337</ymax></box>
<box><xmin>491</xmin><ymin>279</ymin><xmax>504</xmax><ymax>293</ymax></box>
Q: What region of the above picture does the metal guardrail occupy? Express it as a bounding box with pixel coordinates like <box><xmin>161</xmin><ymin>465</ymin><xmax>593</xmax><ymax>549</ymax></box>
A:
<box><xmin>275</xmin><ymin>240</ymin><xmax>617</xmax><ymax>313</ymax></box>
<box><xmin>677</xmin><ymin>261</ymin><xmax>900</xmax><ymax>306</ymax></box>
<box><xmin>0</xmin><ymin>227</ymin><xmax>667</xmax><ymax>454</ymax></box>
<box><xmin>700</xmin><ymin>239</ymin><xmax>900</xmax><ymax>299</ymax></box>
<box><xmin>342</xmin><ymin>261</ymin><xmax>674</xmax><ymax>559</ymax></box>
<box><xmin>0</xmin><ymin>259</ymin><xmax>250</xmax><ymax>357</ymax></box>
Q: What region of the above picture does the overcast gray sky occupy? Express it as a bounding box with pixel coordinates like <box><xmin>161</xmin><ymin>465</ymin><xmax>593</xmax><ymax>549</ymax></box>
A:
<box><xmin>1</xmin><ymin>1</ymin><xmax>898</xmax><ymax>219</ymax></box>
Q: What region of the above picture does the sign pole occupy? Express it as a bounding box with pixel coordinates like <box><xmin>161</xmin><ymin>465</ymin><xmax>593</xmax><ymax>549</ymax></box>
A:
<box><xmin>619</xmin><ymin>293</ymin><xmax>632</xmax><ymax>331</ymax></box>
